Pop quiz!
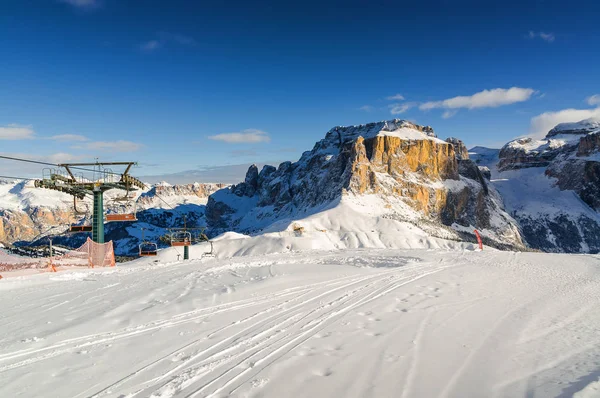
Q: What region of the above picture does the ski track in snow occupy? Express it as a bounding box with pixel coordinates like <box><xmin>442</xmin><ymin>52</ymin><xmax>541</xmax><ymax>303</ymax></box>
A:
<box><xmin>1</xmin><ymin>249</ymin><xmax>600</xmax><ymax>398</ymax></box>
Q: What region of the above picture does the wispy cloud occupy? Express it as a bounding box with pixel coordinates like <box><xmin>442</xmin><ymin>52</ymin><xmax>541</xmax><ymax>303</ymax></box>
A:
<box><xmin>386</xmin><ymin>94</ymin><xmax>405</xmax><ymax>101</ymax></box>
<box><xmin>208</xmin><ymin>129</ymin><xmax>271</xmax><ymax>144</ymax></box>
<box><xmin>420</xmin><ymin>87</ymin><xmax>535</xmax><ymax>112</ymax></box>
<box><xmin>58</xmin><ymin>0</ymin><xmax>101</xmax><ymax>9</ymax></box>
<box><xmin>73</xmin><ymin>140</ymin><xmax>143</xmax><ymax>152</ymax></box>
<box><xmin>586</xmin><ymin>94</ymin><xmax>600</xmax><ymax>106</ymax></box>
<box><xmin>442</xmin><ymin>110</ymin><xmax>458</xmax><ymax>119</ymax></box>
<box><xmin>359</xmin><ymin>105</ymin><xmax>374</xmax><ymax>112</ymax></box>
<box><xmin>0</xmin><ymin>124</ymin><xmax>35</xmax><ymax>140</ymax></box>
<box><xmin>47</xmin><ymin>134</ymin><xmax>89</xmax><ymax>142</ymax></box>
<box><xmin>527</xmin><ymin>31</ymin><xmax>555</xmax><ymax>43</ymax></box>
<box><xmin>140</xmin><ymin>32</ymin><xmax>197</xmax><ymax>52</ymax></box>
<box><xmin>389</xmin><ymin>103</ymin><xmax>414</xmax><ymax>115</ymax></box>
<box><xmin>140</xmin><ymin>40</ymin><xmax>162</xmax><ymax>52</ymax></box>
<box><xmin>530</xmin><ymin>107</ymin><xmax>600</xmax><ymax>138</ymax></box>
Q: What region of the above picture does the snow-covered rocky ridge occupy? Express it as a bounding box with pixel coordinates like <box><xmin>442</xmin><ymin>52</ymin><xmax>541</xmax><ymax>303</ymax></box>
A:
<box><xmin>475</xmin><ymin>116</ymin><xmax>600</xmax><ymax>253</ymax></box>
<box><xmin>206</xmin><ymin>119</ymin><xmax>524</xmax><ymax>250</ymax></box>
<box><xmin>0</xmin><ymin>181</ymin><xmax>226</xmax><ymax>255</ymax></box>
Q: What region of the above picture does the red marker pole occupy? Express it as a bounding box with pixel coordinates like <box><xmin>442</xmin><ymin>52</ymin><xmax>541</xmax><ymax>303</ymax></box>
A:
<box><xmin>474</xmin><ymin>229</ymin><xmax>483</xmax><ymax>250</ymax></box>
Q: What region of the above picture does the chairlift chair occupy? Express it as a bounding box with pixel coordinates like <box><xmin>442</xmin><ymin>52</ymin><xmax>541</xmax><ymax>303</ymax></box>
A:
<box><xmin>171</xmin><ymin>231</ymin><xmax>192</xmax><ymax>247</ymax></box>
<box><xmin>70</xmin><ymin>196</ymin><xmax>92</xmax><ymax>232</ymax></box>
<box><xmin>69</xmin><ymin>225</ymin><xmax>93</xmax><ymax>233</ymax></box>
<box><xmin>139</xmin><ymin>242</ymin><xmax>158</xmax><ymax>257</ymax></box>
<box><xmin>105</xmin><ymin>200</ymin><xmax>137</xmax><ymax>222</ymax></box>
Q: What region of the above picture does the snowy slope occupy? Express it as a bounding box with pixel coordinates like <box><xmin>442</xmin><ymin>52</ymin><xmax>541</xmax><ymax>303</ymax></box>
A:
<box><xmin>1</xmin><ymin>247</ymin><xmax>600</xmax><ymax>397</ymax></box>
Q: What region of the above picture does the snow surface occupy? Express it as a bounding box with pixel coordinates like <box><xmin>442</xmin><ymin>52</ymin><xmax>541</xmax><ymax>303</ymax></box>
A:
<box><xmin>376</xmin><ymin>127</ymin><xmax>447</xmax><ymax>144</ymax></box>
<box><xmin>491</xmin><ymin>167</ymin><xmax>599</xmax><ymax>220</ymax></box>
<box><xmin>1</xmin><ymin>245</ymin><xmax>600</xmax><ymax>398</ymax></box>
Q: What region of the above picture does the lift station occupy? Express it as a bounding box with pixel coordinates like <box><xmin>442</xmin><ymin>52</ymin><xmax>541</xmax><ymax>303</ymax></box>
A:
<box><xmin>34</xmin><ymin>162</ymin><xmax>145</xmax><ymax>243</ymax></box>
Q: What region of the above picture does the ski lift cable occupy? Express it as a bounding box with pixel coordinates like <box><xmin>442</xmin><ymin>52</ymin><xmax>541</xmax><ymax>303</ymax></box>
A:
<box><xmin>0</xmin><ymin>155</ymin><xmax>125</xmax><ymax>177</ymax></box>
<box><xmin>0</xmin><ymin>175</ymin><xmax>36</xmax><ymax>181</ymax></box>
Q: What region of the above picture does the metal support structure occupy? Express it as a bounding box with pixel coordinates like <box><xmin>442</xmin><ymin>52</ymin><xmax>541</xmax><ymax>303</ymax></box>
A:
<box><xmin>92</xmin><ymin>190</ymin><xmax>105</xmax><ymax>244</ymax></box>
<box><xmin>35</xmin><ymin>161</ymin><xmax>143</xmax><ymax>244</ymax></box>
<box><xmin>184</xmin><ymin>245</ymin><xmax>189</xmax><ymax>261</ymax></box>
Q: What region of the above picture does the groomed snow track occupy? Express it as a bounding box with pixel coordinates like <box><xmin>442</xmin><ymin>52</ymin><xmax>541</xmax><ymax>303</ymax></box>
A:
<box><xmin>1</xmin><ymin>249</ymin><xmax>600</xmax><ymax>397</ymax></box>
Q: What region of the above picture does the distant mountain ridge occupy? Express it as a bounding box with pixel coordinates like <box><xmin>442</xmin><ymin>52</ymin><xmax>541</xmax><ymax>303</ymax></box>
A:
<box><xmin>0</xmin><ymin>181</ymin><xmax>225</xmax><ymax>255</ymax></box>
<box><xmin>3</xmin><ymin>118</ymin><xmax>600</xmax><ymax>255</ymax></box>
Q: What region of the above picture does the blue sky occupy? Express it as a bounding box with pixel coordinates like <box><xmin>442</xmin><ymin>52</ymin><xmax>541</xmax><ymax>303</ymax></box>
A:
<box><xmin>1</xmin><ymin>0</ymin><xmax>599</xmax><ymax>182</ymax></box>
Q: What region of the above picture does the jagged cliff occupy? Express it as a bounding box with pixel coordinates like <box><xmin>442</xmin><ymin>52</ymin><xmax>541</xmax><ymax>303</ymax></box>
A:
<box><xmin>490</xmin><ymin>117</ymin><xmax>600</xmax><ymax>253</ymax></box>
<box><xmin>206</xmin><ymin>120</ymin><xmax>523</xmax><ymax>249</ymax></box>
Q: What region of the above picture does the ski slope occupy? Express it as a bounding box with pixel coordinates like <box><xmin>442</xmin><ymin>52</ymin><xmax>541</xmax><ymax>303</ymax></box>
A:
<box><xmin>1</xmin><ymin>248</ymin><xmax>600</xmax><ymax>398</ymax></box>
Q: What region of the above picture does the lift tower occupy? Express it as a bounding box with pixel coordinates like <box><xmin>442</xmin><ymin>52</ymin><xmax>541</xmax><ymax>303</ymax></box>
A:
<box><xmin>34</xmin><ymin>162</ymin><xmax>144</xmax><ymax>243</ymax></box>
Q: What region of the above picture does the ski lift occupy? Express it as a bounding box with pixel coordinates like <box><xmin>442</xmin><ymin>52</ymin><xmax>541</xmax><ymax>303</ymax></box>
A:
<box><xmin>73</xmin><ymin>197</ymin><xmax>87</xmax><ymax>215</ymax></box>
<box><xmin>139</xmin><ymin>228</ymin><xmax>158</xmax><ymax>257</ymax></box>
<box><xmin>105</xmin><ymin>200</ymin><xmax>137</xmax><ymax>222</ymax></box>
<box><xmin>70</xmin><ymin>196</ymin><xmax>92</xmax><ymax>233</ymax></box>
<box><xmin>202</xmin><ymin>240</ymin><xmax>216</xmax><ymax>258</ymax></box>
<box><xmin>171</xmin><ymin>231</ymin><xmax>192</xmax><ymax>247</ymax></box>
<box><xmin>70</xmin><ymin>225</ymin><xmax>92</xmax><ymax>233</ymax></box>
<box><xmin>139</xmin><ymin>242</ymin><xmax>158</xmax><ymax>257</ymax></box>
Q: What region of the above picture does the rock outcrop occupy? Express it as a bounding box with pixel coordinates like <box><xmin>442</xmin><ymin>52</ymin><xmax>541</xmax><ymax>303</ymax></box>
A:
<box><xmin>445</xmin><ymin>137</ymin><xmax>469</xmax><ymax>160</ymax></box>
<box><xmin>493</xmin><ymin>117</ymin><xmax>600</xmax><ymax>253</ymax></box>
<box><xmin>206</xmin><ymin>119</ymin><xmax>523</xmax><ymax>249</ymax></box>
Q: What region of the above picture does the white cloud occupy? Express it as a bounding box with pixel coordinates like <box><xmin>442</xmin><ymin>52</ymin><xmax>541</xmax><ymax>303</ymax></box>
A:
<box><xmin>386</xmin><ymin>94</ymin><xmax>405</xmax><ymax>101</ymax></box>
<box><xmin>58</xmin><ymin>0</ymin><xmax>100</xmax><ymax>9</ymax></box>
<box><xmin>208</xmin><ymin>129</ymin><xmax>271</xmax><ymax>144</ymax></box>
<box><xmin>48</xmin><ymin>134</ymin><xmax>88</xmax><ymax>142</ymax></box>
<box><xmin>359</xmin><ymin>105</ymin><xmax>374</xmax><ymax>112</ymax></box>
<box><xmin>442</xmin><ymin>110</ymin><xmax>458</xmax><ymax>119</ymax></box>
<box><xmin>420</xmin><ymin>87</ymin><xmax>535</xmax><ymax>111</ymax></box>
<box><xmin>527</xmin><ymin>31</ymin><xmax>555</xmax><ymax>43</ymax></box>
<box><xmin>389</xmin><ymin>103</ymin><xmax>414</xmax><ymax>115</ymax></box>
<box><xmin>73</xmin><ymin>140</ymin><xmax>143</xmax><ymax>152</ymax></box>
<box><xmin>0</xmin><ymin>124</ymin><xmax>35</xmax><ymax>140</ymax></box>
<box><xmin>530</xmin><ymin>107</ymin><xmax>600</xmax><ymax>138</ymax></box>
<box><xmin>140</xmin><ymin>32</ymin><xmax>196</xmax><ymax>52</ymax></box>
<box><xmin>586</xmin><ymin>95</ymin><xmax>600</xmax><ymax>106</ymax></box>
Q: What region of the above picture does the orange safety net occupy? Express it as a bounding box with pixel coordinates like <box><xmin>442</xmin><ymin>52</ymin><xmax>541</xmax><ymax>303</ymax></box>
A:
<box><xmin>0</xmin><ymin>238</ymin><xmax>115</xmax><ymax>273</ymax></box>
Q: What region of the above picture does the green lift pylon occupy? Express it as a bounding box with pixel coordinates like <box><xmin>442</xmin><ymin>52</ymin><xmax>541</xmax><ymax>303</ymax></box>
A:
<box><xmin>35</xmin><ymin>162</ymin><xmax>144</xmax><ymax>243</ymax></box>
<box><xmin>92</xmin><ymin>189</ymin><xmax>105</xmax><ymax>243</ymax></box>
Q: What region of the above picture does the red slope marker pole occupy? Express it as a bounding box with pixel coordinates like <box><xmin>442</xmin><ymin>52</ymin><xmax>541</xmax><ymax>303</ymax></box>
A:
<box><xmin>474</xmin><ymin>229</ymin><xmax>483</xmax><ymax>250</ymax></box>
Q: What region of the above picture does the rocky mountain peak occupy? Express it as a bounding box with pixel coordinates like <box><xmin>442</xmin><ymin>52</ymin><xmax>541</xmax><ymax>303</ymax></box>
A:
<box><xmin>206</xmin><ymin>119</ymin><xmax>523</xmax><ymax>249</ymax></box>
<box><xmin>547</xmin><ymin>117</ymin><xmax>600</xmax><ymax>137</ymax></box>
<box><xmin>445</xmin><ymin>137</ymin><xmax>469</xmax><ymax>160</ymax></box>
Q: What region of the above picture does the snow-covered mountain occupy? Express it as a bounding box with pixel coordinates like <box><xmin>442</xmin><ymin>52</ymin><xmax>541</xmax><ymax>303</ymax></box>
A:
<box><xmin>4</xmin><ymin>118</ymin><xmax>599</xmax><ymax>255</ymax></box>
<box><xmin>474</xmin><ymin>117</ymin><xmax>600</xmax><ymax>253</ymax></box>
<box><xmin>0</xmin><ymin>181</ymin><xmax>226</xmax><ymax>255</ymax></box>
<box><xmin>206</xmin><ymin>119</ymin><xmax>524</xmax><ymax>250</ymax></box>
